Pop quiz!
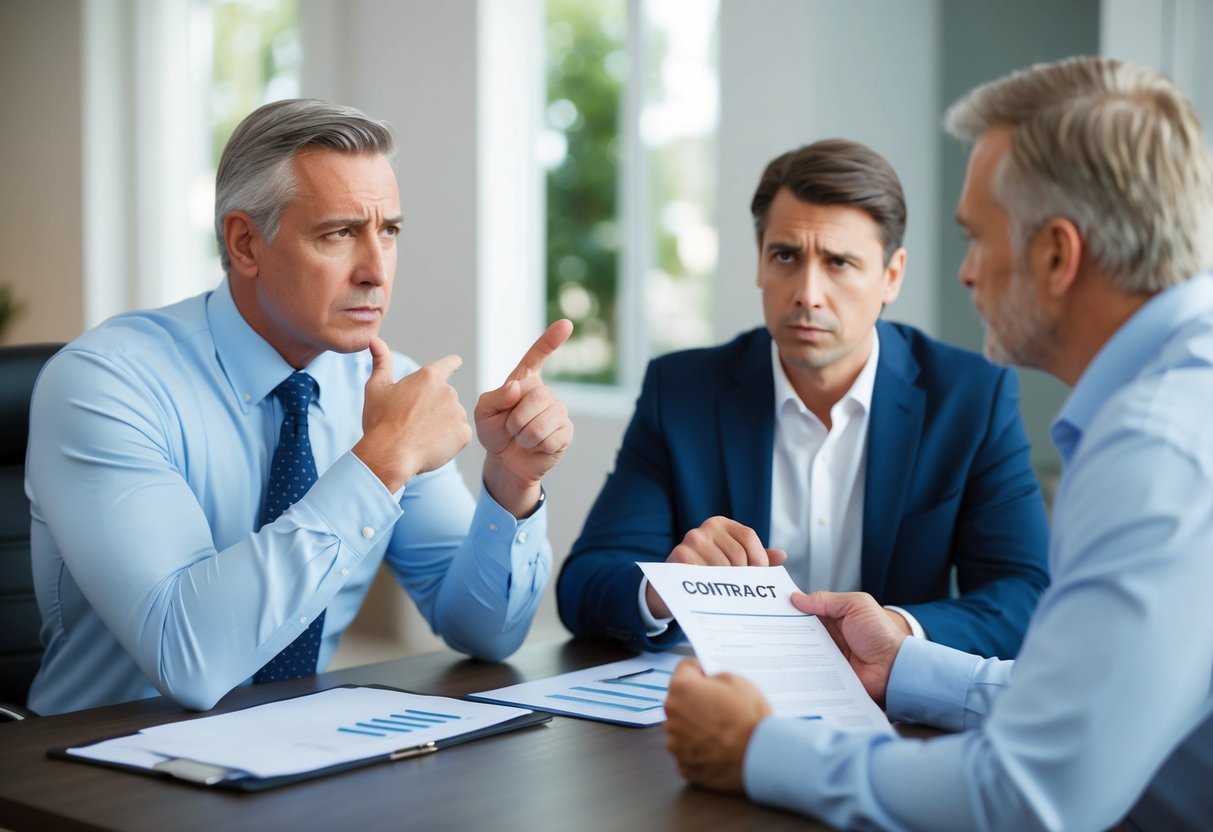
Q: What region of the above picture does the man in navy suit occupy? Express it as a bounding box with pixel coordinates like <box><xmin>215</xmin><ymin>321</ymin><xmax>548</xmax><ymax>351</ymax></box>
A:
<box><xmin>557</xmin><ymin>139</ymin><xmax>1049</xmax><ymax>659</ymax></box>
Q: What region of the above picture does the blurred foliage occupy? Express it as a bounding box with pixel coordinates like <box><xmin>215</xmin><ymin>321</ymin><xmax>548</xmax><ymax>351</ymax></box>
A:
<box><xmin>209</xmin><ymin>0</ymin><xmax>302</xmax><ymax>166</ymax></box>
<box><xmin>545</xmin><ymin>0</ymin><xmax>626</xmax><ymax>384</ymax></box>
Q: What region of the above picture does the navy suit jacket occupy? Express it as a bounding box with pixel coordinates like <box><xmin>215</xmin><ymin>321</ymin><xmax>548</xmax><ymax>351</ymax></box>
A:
<box><xmin>557</xmin><ymin>322</ymin><xmax>1050</xmax><ymax>659</ymax></box>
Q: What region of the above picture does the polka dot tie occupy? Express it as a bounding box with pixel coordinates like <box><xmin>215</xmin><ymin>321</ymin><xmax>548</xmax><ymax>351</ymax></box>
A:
<box><xmin>254</xmin><ymin>371</ymin><xmax>326</xmax><ymax>685</ymax></box>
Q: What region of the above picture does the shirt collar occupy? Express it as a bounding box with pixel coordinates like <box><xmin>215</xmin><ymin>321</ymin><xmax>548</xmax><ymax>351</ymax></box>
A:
<box><xmin>207</xmin><ymin>279</ymin><xmax>340</xmax><ymax>414</ymax></box>
<box><xmin>771</xmin><ymin>328</ymin><xmax>880</xmax><ymax>424</ymax></box>
<box><xmin>1052</xmin><ymin>271</ymin><xmax>1213</xmax><ymax>462</ymax></box>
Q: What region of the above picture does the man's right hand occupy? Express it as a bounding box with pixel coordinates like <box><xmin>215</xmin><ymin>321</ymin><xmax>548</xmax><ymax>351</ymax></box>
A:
<box><xmin>353</xmin><ymin>336</ymin><xmax>472</xmax><ymax>492</ymax></box>
<box><xmin>645</xmin><ymin>516</ymin><xmax>787</xmax><ymax>619</ymax></box>
<box><xmin>791</xmin><ymin>591</ymin><xmax>905</xmax><ymax>708</ymax></box>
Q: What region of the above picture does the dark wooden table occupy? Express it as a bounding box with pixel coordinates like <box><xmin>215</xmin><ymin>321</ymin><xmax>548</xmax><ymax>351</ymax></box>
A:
<box><xmin>0</xmin><ymin>639</ymin><xmax>910</xmax><ymax>831</ymax></box>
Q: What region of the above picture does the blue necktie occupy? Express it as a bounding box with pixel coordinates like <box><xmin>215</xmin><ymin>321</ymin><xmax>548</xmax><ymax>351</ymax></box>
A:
<box><xmin>254</xmin><ymin>371</ymin><xmax>326</xmax><ymax>684</ymax></box>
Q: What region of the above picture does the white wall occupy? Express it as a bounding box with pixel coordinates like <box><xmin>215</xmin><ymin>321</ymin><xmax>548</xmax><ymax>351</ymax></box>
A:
<box><xmin>0</xmin><ymin>2</ymin><xmax>85</xmax><ymax>345</ymax></box>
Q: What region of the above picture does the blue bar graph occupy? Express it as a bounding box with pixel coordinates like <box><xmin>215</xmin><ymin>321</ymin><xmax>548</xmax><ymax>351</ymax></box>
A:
<box><xmin>544</xmin><ymin>667</ymin><xmax>673</xmax><ymax>713</ymax></box>
<box><xmin>338</xmin><ymin>706</ymin><xmax>462</xmax><ymax>737</ymax></box>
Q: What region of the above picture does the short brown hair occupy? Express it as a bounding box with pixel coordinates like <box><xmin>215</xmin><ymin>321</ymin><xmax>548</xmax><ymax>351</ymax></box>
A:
<box><xmin>750</xmin><ymin>139</ymin><xmax>907</xmax><ymax>264</ymax></box>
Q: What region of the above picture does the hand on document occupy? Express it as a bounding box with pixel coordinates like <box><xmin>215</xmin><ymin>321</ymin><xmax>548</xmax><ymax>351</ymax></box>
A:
<box><xmin>791</xmin><ymin>591</ymin><xmax>906</xmax><ymax>708</ymax></box>
<box><xmin>645</xmin><ymin>516</ymin><xmax>788</xmax><ymax>619</ymax></box>
<box><xmin>646</xmin><ymin>564</ymin><xmax>898</xmax><ymax>795</ymax></box>
<box><xmin>638</xmin><ymin>562</ymin><xmax>891</xmax><ymax>731</ymax></box>
<box><xmin>663</xmin><ymin>658</ymin><xmax>772</xmax><ymax>793</ymax></box>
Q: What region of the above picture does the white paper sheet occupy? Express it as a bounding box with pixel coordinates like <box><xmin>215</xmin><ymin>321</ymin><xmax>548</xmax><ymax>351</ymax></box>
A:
<box><xmin>469</xmin><ymin>652</ymin><xmax>684</xmax><ymax>726</ymax></box>
<box><xmin>68</xmin><ymin>687</ymin><xmax>532</xmax><ymax>779</ymax></box>
<box><xmin>638</xmin><ymin>563</ymin><xmax>891</xmax><ymax>732</ymax></box>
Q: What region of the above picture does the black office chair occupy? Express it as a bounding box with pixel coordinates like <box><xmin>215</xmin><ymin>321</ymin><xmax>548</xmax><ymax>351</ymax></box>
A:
<box><xmin>0</xmin><ymin>342</ymin><xmax>62</xmax><ymax>720</ymax></box>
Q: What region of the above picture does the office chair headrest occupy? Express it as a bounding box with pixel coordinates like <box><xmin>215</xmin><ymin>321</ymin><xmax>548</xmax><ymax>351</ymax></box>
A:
<box><xmin>0</xmin><ymin>343</ymin><xmax>63</xmax><ymax>465</ymax></box>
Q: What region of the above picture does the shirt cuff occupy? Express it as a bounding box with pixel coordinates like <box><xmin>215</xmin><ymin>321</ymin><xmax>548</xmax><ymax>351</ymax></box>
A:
<box><xmin>304</xmin><ymin>450</ymin><xmax>404</xmax><ymax>557</ymax></box>
<box><xmin>637</xmin><ymin>575</ymin><xmax>674</xmax><ymax>636</ymax></box>
<box><xmin>470</xmin><ymin>486</ymin><xmax>551</xmax><ymax>629</ymax></box>
<box><xmin>884</xmin><ymin>605</ymin><xmax>927</xmax><ymax>640</ymax></box>
<box><xmin>885</xmin><ymin>637</ymin><xmax>981</xmax><ymax>732</ymax></box>
<box><xmin>744</xmin><ymin>715</ymin><xmax>897</xmax><ymax>823</ymax></box>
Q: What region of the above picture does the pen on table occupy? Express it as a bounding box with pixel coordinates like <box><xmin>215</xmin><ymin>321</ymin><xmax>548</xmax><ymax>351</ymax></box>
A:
<box><xmin>390</xmin><ymin>741</ymin><xmax>438</xmax><ymax>761</ymax></box>
<box><xmin>597</xmin><ymin>668</ymin><xmax>657</xmax><ymax>683</ymax></box>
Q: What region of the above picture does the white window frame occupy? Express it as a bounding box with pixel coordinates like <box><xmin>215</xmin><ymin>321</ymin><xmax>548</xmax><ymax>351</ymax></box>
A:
<box><xmin>477</xmin><ymin>0</ymin><xmax>709</xmax><ymax>416</ymax></box>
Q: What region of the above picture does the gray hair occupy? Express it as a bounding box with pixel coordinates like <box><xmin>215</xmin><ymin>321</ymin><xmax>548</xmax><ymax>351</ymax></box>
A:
<box><xmin>945</xmin><ymin>56</ymin><xmax>1213</xmax><ymax>293</ymax></box>
<box><xmin>214</xmin><ymin>99</ymin><xmax>395</xmax><ymax>273</ymax></box>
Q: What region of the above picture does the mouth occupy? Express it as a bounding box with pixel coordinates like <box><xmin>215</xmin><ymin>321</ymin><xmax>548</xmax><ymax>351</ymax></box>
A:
<box><xmin>343</xmin><ymin>307</ymin><xmax>382</xmax><ymax>323</ymax></box>
<box><xmin>786</xmin><ymin>322</ymin><xmax>833</xmax><ymax>342</ymax></box>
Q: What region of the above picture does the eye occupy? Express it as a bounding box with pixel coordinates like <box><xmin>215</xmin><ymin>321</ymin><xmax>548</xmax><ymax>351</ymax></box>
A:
<box><xmin>829</xmin><ymin>256</ymin><xmax>851</xmax><ymax>270</ymax></box>
<box><xmin>383</xmin><ymin>225</ymin><xmax>401</xmax><ymax>238</ymax></box>
<box><xmin>326</xmin><ymin>227</ymin><xmax>354</xmax><ymax>240</ymax></box>
<box><xmin>772</xmin><ymin>250</ymin><xmax>795</xmax><ymax>264</ymax></box>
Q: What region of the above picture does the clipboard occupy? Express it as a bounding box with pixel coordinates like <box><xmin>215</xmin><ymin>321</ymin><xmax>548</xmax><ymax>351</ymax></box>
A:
<box><xmin>48</xmin><ymin>684</ymin><xmax>552</xmax><ymax>791</ymax></box>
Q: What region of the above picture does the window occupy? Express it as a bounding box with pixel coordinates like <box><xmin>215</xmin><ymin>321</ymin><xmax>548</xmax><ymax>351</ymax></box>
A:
<box><xmin>186</xmin><ymin>0</ymin><xmax>304</xmax><ymax>301</ymax></box>
<box><xmin>83</xmin><ymin>0</ymin><xmax>301</xmax><ymax>325</ymax></box>
<box><xmin>541</xmin><ymin>0</ymin><xmax>719</xmax><ymax>388</ymax></box>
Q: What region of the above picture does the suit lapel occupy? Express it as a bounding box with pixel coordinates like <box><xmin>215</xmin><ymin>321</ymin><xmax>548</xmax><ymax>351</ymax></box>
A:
<box><xmin>861</xmin><ymin>322</ymin><xmax>925</xmax><ymax>596</ymax></box>
<box><xmin>719</xmin><ymin>330</ymin><xmax>776</xmax><ymax>544</ymax></box>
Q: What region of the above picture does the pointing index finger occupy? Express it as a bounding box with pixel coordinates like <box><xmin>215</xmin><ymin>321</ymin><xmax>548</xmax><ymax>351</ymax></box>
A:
<box><xmin>427</xmin><ymin>353</ymin><xmax>464</xmax><ymax>381</ymax></box>
<box><xmin>507</xmin><ymin>319</ymin><xmax>573</xmax><ymax>381</ymax></box>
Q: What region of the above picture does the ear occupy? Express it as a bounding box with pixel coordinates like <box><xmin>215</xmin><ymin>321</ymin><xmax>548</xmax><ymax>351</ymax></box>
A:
<box><xmin>881</xmin><ymin>247</ymin><xmax>907</xmax><ymax>305</ymax></box>
<box><xmin>223</xmin><ymin>211</ymin><xmax>260</xmax><ymax>280</ymax></box>
<box><xmin>1031</xmin><ymin>217</ymin><xmax>1083</xmax><ymax>298</ymax></box>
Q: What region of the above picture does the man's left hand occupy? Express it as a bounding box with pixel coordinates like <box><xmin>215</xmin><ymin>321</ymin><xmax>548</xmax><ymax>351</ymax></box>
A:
<box><xmin>475</xmin><ymin>320</ymin><xmax>574</xmax><ymax>517</ymax></box>
<box><xmin>663</xmin><ymin>658</ymin><xmax>772</xmax><ymax>793</ymax></box>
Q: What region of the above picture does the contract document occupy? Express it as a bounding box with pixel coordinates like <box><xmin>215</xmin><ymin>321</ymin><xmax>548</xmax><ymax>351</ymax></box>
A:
<box><xmin>638</xmin><ymin>563</ymin><xmax>891</xmax><ymax>732</ymax></box>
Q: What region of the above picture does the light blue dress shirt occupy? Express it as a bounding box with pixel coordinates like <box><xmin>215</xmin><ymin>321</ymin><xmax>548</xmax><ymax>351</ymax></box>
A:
<box><xmin>744</xmin><ymin>273</ymin><xmax>1213</xmax><ymax>830</ymax></box>
<box><xmin>26</xmin><ymin>281</ymin><xmax>551</xmax><ymax>715</ymax></box>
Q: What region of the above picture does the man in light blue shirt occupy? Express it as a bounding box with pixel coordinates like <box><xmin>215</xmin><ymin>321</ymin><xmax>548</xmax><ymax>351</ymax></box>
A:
<box><xmin>662</xmin><ymin>57</ymin><xmax>1213</xmax><ymax>830</ymax></box>
<box><xmin>26</xmin><ymin>100</ymin><xmax>574</xmax><ymax>714</ymax></box>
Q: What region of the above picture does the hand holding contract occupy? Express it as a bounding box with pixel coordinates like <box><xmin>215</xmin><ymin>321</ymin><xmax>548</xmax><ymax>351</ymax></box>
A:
<box><xmin>638</xmin><ymin>562</ymin><xmax>891</xmax><ymax>732</ymax></box>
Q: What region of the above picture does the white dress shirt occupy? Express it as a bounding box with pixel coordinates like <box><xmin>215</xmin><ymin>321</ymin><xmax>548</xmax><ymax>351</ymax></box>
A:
<box><xmin>769</xmin><ymin>336</ymin><xmax>874</xmax><ymax>595</ymax></box>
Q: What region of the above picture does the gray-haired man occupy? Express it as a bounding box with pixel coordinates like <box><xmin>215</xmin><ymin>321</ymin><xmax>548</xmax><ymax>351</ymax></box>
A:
<box><xmin>27</xmin><ymin>99</ymin><xmax>573</xmax><ymax>714</ymax></box>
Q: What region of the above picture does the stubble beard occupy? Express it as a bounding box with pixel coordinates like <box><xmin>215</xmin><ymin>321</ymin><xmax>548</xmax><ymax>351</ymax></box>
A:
<box><xmin>981</xmin><ymin>264</ymin><xmax>1056</xmax><ymax>371</ymax></box>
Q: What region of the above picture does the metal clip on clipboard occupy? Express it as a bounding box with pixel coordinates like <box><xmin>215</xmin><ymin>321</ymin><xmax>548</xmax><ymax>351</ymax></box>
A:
<box><xmin>152</xmin><ymin>758</ymin><xmax>244</xmax><ymax>786</ymax></box>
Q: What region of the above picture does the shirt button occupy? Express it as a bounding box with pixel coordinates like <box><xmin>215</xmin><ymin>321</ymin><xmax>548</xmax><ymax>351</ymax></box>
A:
<box><xmin>517</xmin><ymin>531</ymin><xmax>528</xmax><ymax>543</ymax></box>
<box><xmin>817</xmin><ymin>516</ymin><xmax>829</xmax><ymax>526</ymax></box>
<box><xmin>242</xmin><ymin>392</ymin><xmax>251</xmax><ymax>402</ymax></box>
<box><xmin>340</xmin><ymin>567</ymin><xmax>350</xmax><ymax>577</ymax></box>
<box><xmin>299</xmin><ymin>616</ymin><xmax>308</xmax><ymax>625</ymax></box>
<box><xmin>489</xmin><ymin>522</ymin><xmax>498</xmax><ymax>533</ymax></box>
<box><xmin>361</xmin><ymin>526</ymin><xmax>375</xmax><ymax>539</ymax></box>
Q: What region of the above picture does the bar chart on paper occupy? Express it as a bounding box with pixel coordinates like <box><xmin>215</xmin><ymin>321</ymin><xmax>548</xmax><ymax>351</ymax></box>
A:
<box><xmin>338</xmin><ymin>707</ymin><xmax>464</xmax><ymax>738</ymax></box>
<box><xmin>68</xmin><ymin>687</ymin><xmax>535</xmax><ymax>780</ymax></box>
<box><xmin>469</xmin><ymin>652</ymin><xmax>685</xmax><ymax>727</ymax></box>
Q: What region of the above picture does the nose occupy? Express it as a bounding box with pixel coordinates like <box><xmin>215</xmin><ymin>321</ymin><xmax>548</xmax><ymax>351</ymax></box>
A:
<box><xmin>792</xmin><ymin>263</ymin><xmax>826</xmax><ymax>308</ymax></box>
<box><xmin>958</xmin><ymin>248</ymin><xmax>976</xmax><ymax>289</ymax></box>
<box><xmin>354</xmin><ymin>235</ymin><xmax>390</xmax><ymax>286</ymax></box>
